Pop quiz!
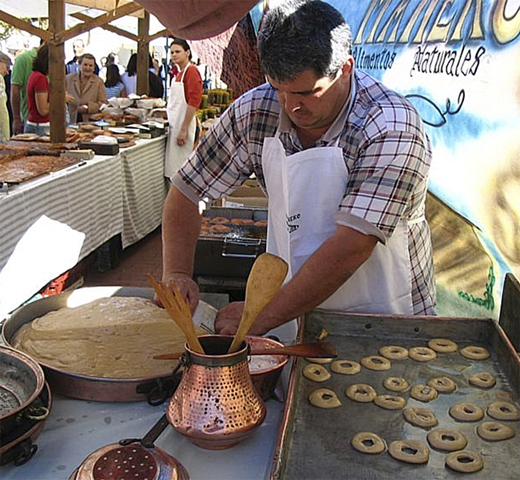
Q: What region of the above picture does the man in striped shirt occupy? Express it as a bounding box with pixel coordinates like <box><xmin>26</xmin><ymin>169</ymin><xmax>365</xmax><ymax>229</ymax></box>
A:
<box><xmin>161</xmin><ymin>0</ymin><xmax>436</xmax><ymax>336</ymax></box>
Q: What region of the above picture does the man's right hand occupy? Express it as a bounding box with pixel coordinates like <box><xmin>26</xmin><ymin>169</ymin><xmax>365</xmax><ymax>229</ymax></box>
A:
<box><xmin>12</xmin><ymin>118</ymin><xmax>23</xmax><ymax>135</ymax></box>
<box><xmin>154</xmin><ymin>274</ymin><xmax>200</xmax><ymax>316</ymax></box>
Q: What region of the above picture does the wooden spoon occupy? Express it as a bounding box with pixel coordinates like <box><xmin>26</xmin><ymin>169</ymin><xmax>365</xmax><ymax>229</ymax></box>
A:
<box><xmin>227</xmin><ymin>253</ymin><xmax>288</xmax><ymax>354</ymax></box>
<box><xmin>153</xmin><ymin>341</ymin><xmax>337</xmax><ymax>360</ymax></box>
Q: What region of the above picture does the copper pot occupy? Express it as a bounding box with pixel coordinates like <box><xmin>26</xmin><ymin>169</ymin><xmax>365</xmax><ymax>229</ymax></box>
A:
<box><xmin>167</xmin><ymin>335</ymin><xmax>266</xmax><ymax>450</ymax></box>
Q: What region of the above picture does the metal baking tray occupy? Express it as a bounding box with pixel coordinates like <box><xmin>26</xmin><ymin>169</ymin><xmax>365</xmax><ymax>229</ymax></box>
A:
<box><xmin>271</xmin><ymin>311</ymin><xmax>520</xmax><ymax>480</ymax></box>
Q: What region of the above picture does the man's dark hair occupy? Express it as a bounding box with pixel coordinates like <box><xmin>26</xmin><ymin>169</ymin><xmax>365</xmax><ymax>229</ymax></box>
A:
<box><xmin>258</xmin><ymin>0</ymin><xmax>352</xmax><ymax>82</ymax></box>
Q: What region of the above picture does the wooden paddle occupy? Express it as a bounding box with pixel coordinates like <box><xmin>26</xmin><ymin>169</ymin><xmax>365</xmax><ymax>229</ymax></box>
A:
<box><xmin>227</xmin><ymin>253</ymin><xmax>288</xmax><ymax>354</ymax></box>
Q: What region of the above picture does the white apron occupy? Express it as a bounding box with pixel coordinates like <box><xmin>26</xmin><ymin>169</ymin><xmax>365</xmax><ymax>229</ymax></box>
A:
<box><xmin>262</xmin><ymin>130</ymin><xmax>416</xmax><ymax>316</ymax></box>
<box><xmin>165</xmin><ymin>65</ymin><xmax>197</xmax><ymax>178</ymax></box>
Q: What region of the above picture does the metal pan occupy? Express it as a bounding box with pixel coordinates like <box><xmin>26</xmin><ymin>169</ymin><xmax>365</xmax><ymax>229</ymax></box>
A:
<box><xmin>1</xmin><ymin>287</ymin><xmax>217</xmax><ymax>403</ymax></box>
<box><xmin>272</xmin><ymin>311</ymin><xmax>520</xmax><ymax>480</ymax></box>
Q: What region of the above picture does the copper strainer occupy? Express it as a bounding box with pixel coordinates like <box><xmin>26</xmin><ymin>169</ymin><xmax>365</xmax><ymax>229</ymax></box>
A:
<box><xmin>167</xmin><ymin>335</ymin><xmax>266</xmax><ymax>450</ymax></box>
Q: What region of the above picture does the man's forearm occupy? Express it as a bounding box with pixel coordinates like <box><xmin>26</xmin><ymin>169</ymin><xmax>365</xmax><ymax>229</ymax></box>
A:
<box><xmin>161</xmin><ymin>185</ymin><xmax>202</xmax><ymax>280</ymax></box>
<box><xmin>10</xmin><ymin>84</ymin><xmax>21</xmax><ymax>120</ymax></box>
<box><xmin>256</xmin><ymin>226</ymin><xmax>378</xmax><ymax>331</ymax></box>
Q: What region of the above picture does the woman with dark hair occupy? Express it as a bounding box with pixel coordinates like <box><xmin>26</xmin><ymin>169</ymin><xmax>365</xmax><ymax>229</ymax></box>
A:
<box><xmin>121</xmin><ymin>53</ymin><xmax>137</xmax><ymax>95</ymax></box>
<box><xmin>164</xmin><ymin>38</ymin><xmax>202</xmax><ymax>177</ymax></box>
<box><xmin>25</xmin><ymin>44</ymin><xmax>50</xmax><ymax>135</ymax></box>
<box><xmin>104</xmin><ymin>64</ymin><xmax>127</xmax><ymax>98</ymax></box>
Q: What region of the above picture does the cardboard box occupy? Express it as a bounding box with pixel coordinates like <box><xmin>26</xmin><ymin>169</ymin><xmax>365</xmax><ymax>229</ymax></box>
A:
<box><xmin>225</xmin><ymin>178</ymin><xmax>268</xmax><ymax>208</ymax></box>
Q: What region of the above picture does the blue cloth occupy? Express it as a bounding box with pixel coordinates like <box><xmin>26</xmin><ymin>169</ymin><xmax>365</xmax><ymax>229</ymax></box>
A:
<box><xmin>105</xmin><ymin>82</ymin><xmax>125</xmax><ymax>99</ymax></box>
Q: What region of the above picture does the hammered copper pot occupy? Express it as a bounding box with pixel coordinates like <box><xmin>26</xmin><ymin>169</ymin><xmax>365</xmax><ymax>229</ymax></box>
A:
<box><xmin>167</xmin><ymin>335</ymin><xmax>266</xmax><ymax>450</ymax></box>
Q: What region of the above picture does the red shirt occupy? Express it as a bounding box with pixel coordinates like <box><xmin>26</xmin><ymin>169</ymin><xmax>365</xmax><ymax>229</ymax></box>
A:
<box><xmin>27</xmin><ymin>71</ymin><xmax>50</xmax><ymax>123</ymax></box>
<box><xmin>176</xmin><ymin>64</ymin><xmax>203</xmax><ymax>108</ymax></box>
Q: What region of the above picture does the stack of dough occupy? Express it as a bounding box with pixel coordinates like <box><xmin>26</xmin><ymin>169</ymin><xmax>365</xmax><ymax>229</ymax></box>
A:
<box><xmin>12</xmin><ymin>297</ymin><xmax>205</xmax><ymax>378</ymax></box>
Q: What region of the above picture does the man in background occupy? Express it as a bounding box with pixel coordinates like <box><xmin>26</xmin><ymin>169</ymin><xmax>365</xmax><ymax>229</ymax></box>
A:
<box><xmin>10</xmin><ymin>45</ymin><xmax>38</xmax><ymax>135</ymax></box>
<box><xmin>66</xmin><ymin>39</ymin><xmax>99</xmax><ymax>75</ymax></box>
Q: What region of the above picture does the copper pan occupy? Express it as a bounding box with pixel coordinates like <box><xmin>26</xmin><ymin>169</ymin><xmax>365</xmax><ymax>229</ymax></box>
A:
<box><xmin>1</xmin><ymin>287</ymin><xmax>215</xmax><ymax>403</ymax></box>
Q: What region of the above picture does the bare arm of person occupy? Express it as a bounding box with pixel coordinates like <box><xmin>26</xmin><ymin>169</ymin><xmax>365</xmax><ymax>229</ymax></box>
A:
<box><xmin>160</xmin><ymin>185</ymin><xmax>203</xmax><ymax>313</ymax></box>
<box><xmin>35</xmin><ymin>90</ymin><xmax>50</xmax><ymax>117</ymax></box>
<box><xmin>215</xmin><ymin>225</ymin><xmax>378</xmax><ymax>335</ymax></box>
<box><xmin>10</xmin><ymin>84</ymin><xmax>22</xmax><ymax>134</ymax></box>
<box><xmin>177</xmin><ymin>105</ymin><xmax>197</xmax><ymax>146</ymax></box>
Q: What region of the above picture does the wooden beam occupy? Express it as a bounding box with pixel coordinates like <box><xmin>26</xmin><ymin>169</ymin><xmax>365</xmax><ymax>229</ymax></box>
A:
<box><xmin>65</xmin><ymin>0</ymin><xmax>145</xmax><ymax>17</ymax></box>
<box><xmin>136</xmin><ymin>10</ymin><xmax>150</xmax><ymax>96</ymax></box>
<box><xmin>0</xmin><ymin>11</ymin><xmax>52</xmax><ymax>42</ymax></box>
<box><xmin>70</xmin><ymin>12</ymin><xmax>139</xmax><ymax>42</ymax></box>
<box><xmin>54</xmin><ymin>2</ymin><xmax>143</xmax><ymax>43</ymax></box>
<box><xmin>49</xmin><ymin>0</ymin><xmax>66</xmax><ymax>143</ymax></box>
<box><xmin>144</xmin><ymin>28</ymin><xmax>170</xmax><ymax>44</ymax></box>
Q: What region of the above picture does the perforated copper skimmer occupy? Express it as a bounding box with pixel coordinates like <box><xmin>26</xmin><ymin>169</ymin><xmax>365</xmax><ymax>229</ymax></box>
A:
<box><xmin>167</xmin><ymin>335</ymin><xmax>266</xmax><ymax>450</ymax></box>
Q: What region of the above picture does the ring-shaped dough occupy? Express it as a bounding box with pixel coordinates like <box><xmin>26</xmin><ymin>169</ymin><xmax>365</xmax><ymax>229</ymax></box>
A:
<box><xmin>361</xmin><ymin>355</ymin><xmax>391</xmax><ymax>371</ymax></box>
<box><xmin>487</xmin><ymin>401</ymin><xmax>520</xmax><ymax>421</ymax></box>
<box><xmin>460</xmin><ymin>345</ymin><xmax>490</xmax><ymax>360</ymax></box>
<box><xmin>305</xmin><ymin>357</ymin><xmax>333</xmax><ymax>364</ymax></box>
<box><xmin>388</xmin><ymin>440</ymin><xmax>429</xmax><ymax>464</ymax></box>
<box><xmin>469</xmin><ymin>372</ymin><xmax>496</xmax><ymax>388</ymax></box>
<box><xmin>378</xmin><ymin>345</ymin><xmax>409</xmax><ymax>360</ymax></box>
<box><xmin>449</xmin><ymin>402</ymin><xmax>485</xmax><ymax>422</ymax></box>
<box><xmin>477</xmin><ymin>421</ymin><xmax>515</xmax><ymax>441</ymax></box>
<box><xmin>409</xmin><ymin>346</ymin><xmax>437</xmax><ymax>362</ymax></box>
<box><xmin>351</xmin><ymin>432</ymin><xmax>387</xmax><ymax>454</ymax></box>
<box><xmin>303</xmin><ymin>363</ymin><xmax>331</xmax><ymax>382</ymax></box>
<box><xmin>346</xmin><ymin>383</ymin><xmax>377</xmax><ymax>403</ymax></box>
<box><xmin>330</xmin><ymin>359</ymin><xmax>361</xmax><ymax>375</ymax></box>
<box><xmin>445</xmin><ymin>450</ymin><xmax>484</xmax><ymax>473</ymax></box>
<box><xmin>428</xmin><ymin>338</ymin><xmax>458</xmax><ymax>353</ymax></box>
<box><xmin>383</xmin><ymin>377</ymin><xmax>409</xmax><ymax>392</ymax></box>
<box><xmin>374</xmin><ymin>394</ymin><xmax>406</xmax><ymax>410</ymax></box>
<box><xmin>308</xmin><ymin>388</ymin><xmax>342</xmax><ymax>408</ymax></box>
<box><xmin>427</xmin><ymin>376</ymin><xmax>457</xmax><ymax>393</ymax></box>
<box><xmin>410</xmin><ymin>384</ymin><xmax>439</xmax><ymax>402</ymax></box>
<box><xmin>210</xmin><ymin>216</ymin><xmax>229</xmax><ymax>224</ymax></box>
<box><xmin>427</xmin><ymin>428</ymin><xmax>468</xmax><ymax>451</ymax></box>
<box><xmin>403</xmin><ymin>408</ymin><xmax>438</xmax><ymax>428</ymax></box>
<box><xmin>209</xmin><ymin>224</ymin><xmax>231</xmax><ymax>234</ymax></box>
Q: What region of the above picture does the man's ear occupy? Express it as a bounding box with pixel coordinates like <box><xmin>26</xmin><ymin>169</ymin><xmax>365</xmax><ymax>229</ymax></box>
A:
<box><xmin>342</xmin><ymin>56</ymin><xmax>354</xmax><ymax>76</ymax></box>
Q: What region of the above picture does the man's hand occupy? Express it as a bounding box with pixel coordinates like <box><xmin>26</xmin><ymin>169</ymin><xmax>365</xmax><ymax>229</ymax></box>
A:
<box><xmin>154</xmin><ymin>274</ymin><xmax>199</xmax><ymax>315</ymax></box>
<box><xmin>12</xmin><ymin>118</ymin><xmax>23</xmax><ymax>135</ymax></box>
<box><xmin>176</xmin><ymin>127</ymin><xmax>187</xmax><ymax>146</ymax></box>
<box><xmin>215</xmin><ymin>302</ymin><xmax>274</xmax><ymax>336</ymax></box>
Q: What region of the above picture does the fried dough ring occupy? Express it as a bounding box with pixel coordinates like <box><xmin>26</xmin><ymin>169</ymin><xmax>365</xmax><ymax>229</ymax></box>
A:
<box><xmin>469</xmin><ymin>372</ymin><xmax>496</xmax><ymax>388</ymax></box>
<box><xmin>383</xmin><ymin>377</ymin><xmax>409</xmax><ymax>392</ymax></box>
<box><xmin>410</xmin><ymin>384</ymin><xmax>438</xmax><ymax>402</ymax></box>
<box><xmin>378</xmin><ymin>345</ymin><xmax>408</xmax><ymax>360</ymax></box>
<box><xmin>408</xmin><ymin>346</ymin><xmax>437</xmax><ymax>362</ymax></box>
<box><xmin>330</xmin><ymin>359</ymin><xmax>361</xmax><ymax>375</ymax></box>
<box><xmin>428</xmin><ymin>338</ymin><xmax>458</xmax><ymax>353</ymax></box>
<box><xmin>374</xmin><ymin>394</ymin><xmax>406</xmax><ymax>410</ymax></box>
<box><xmin>361</xmin><ymin>355</ymin><xmax>391</xmax><ymax>371</ymax></box>
<box><xmin>303</xmin><ymin>363</ymin><xmax>331</xmax><ymax>383</ymax></box>
<box><xmin>460</xmin><ymin>345</ymin><xmax>490</xmax><ymax>360</ymax></box>
<box><xmin>427</xmin><ymin>376</ymin><xmax>457</xmax><ymax>393</ymax></box>
<box><xmin>403</xmin><ymin>407</ymin><xmax>438</xmax><ymax>428</ymax></box>
<box><xmin>209</xmin><ymin>224</ymin><xmax>231</xmax><ymax>234</ymax></box>
<box><xmin>477</xmin><ymin>421</ymin><xmax>515</xmax><ymax>441</ymax></box>
<box><xmin>254</xmin><ymin>220</ymin><xmax>267</xmax><ymax>227</ymax></box>
<box><xmin>305</xmin><ymin>357</ymin><xmax>333</xmax><ymax>364</ymax></box>
<box><xmin>449</xmin><ymin>402</ymin><xmax>484</xmax><ymax>422</ymax></box>
<box><xmin>427</xmin><ymin>428</ymin><xmax>468</xmax><ymax>451</ymax></box>
<box><xmin>351</xmin><ymin>432</ymin><xmax>386</xmax><ymax>454</ymax></box>
<box><xmin>487</xmin><ymin>401</ymin><xmax>520</xmax><ymax>421</ymax></box>
<box><xmin>388</xmin><ymin>440</ymin><xmax>429</xmax><ymax>464</ymax></box>
<box><xmin>210</xmin><ymin>216</ymin><xmax>230</xmax><ymax>224</ymax></box>
<box><xmin>445</xmin><ymin>450</ymin><xmax>484</xmax><ymax>473</ymax></box>
<box><xmin>309</xmin><ymin>388</ymin><xmax>342</xmax><ymax>408</ymax></box>
<box><xmin>346</xmin><ymin>383</ymin><xmax>377</xmax><ymax>403</ymax></box>
<box><xmin>230</xmin><ymin>218</ymin><xmax>255</xmax><ymax>225</ymax></box>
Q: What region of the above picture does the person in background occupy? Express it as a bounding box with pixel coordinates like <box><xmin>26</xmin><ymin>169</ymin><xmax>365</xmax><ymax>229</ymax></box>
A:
<box><xmin>0</xmin><ymin>52</ymin><xmax>11</xmax><ymax>141</ymax></box>
<box><xmin>66</xmin><ymin>53</ymin><xmax>107</xmax><ymax>124</ymax></box>
<box><xmin>104</xmin><ymin>64</ymin><xmax>127</xmax><ymax>98</ymax></box>
<box><xmin>164</xmin><ymin>38</ymin><xmax>202</xmax><ymax>178</ymax></box>
<box><xmin>159</xmin><ymin>0</ymin><xmax>436</xmax><ymax>339</ymax></box>
<box><xmin>25</xmin><ymin>44</ymin><xmax>52</xmax><ymax>136</ymax></box>
<box><xmin>66</xmin><ymin>39</ymin><xmax>100</xmax><ymax>76</ymax></box>
<box><xmin>99</xmin><ymin>52</ymin><xmax>125</xmax><ymax>82</ymax></box>
<box><xmin>10</xmin><ymin>44</ymin><xmax>38</xmax><ymax>134</ymax></box>
<box><xmin>121</xmin><ymin>53</ymin><xmax>164</xmax><ymax>98</ymax></box>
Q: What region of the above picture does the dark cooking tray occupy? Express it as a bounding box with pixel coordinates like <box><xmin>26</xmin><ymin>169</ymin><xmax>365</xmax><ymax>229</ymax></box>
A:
<box><xmin>194</xmin><ymin>207</ymin><xmax>267</xmax><ymax>278</ymax></box>
<box><xmin>271</xmin><ymin>311</ymin><xmax>520</xmax><ymax>480</ymax></box>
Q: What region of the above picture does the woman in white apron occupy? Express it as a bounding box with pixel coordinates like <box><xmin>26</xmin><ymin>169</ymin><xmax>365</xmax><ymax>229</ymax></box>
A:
<box><xmin>165</xmin><ymin>39</ymin><xmax>203</xmax><ymax>178</ymax></box>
